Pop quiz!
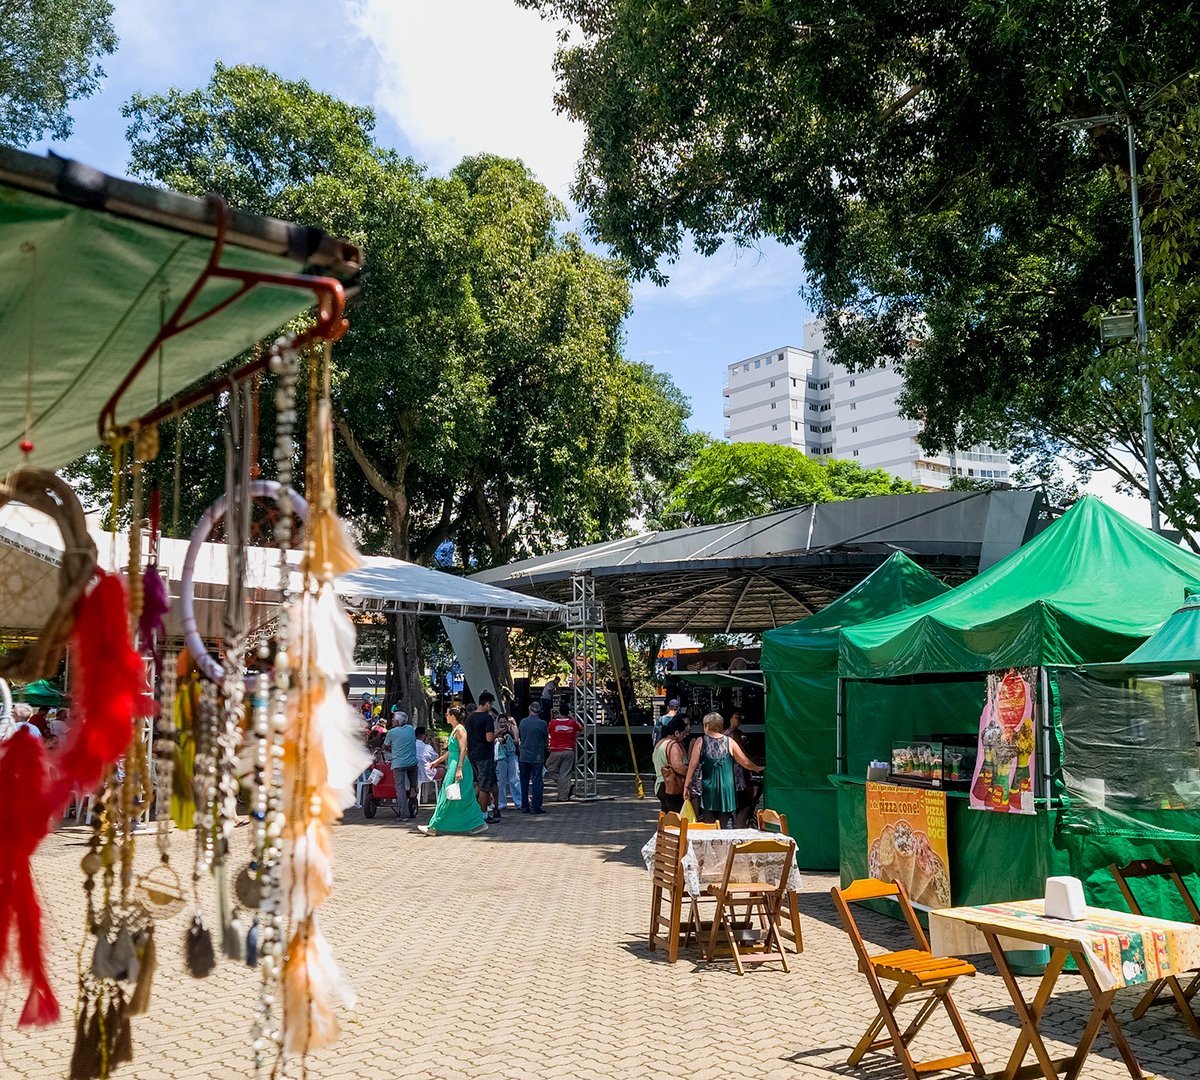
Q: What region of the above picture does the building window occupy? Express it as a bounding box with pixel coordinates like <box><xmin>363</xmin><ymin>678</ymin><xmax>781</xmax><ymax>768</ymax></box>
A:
<box><xmin>794</xmin><ymin>422</ymin><xmax>799</xmax><ymax>430</ymax></box>
<box><xmin>853</xmin><ymin>449</ymin><xmax>859</xmax><ymax>457</ymax></box>
<box><xmin>822</xmin><ymin>425</ymin><xmax>831</xmax><ymax>433</ymax></box>
<box><xmin>820</xmin><ymin>403</ymin><xmax>830</xmax><ymax>412</ymax></box>
<box><xmin>744</xmin><ymin>363</ymin><xmax>750</xmax><ymax>372</ymax></box>
<box><xmin>809</xmin><ymin>424</ymin><xmax>819</xmax><ymax>433</ymax></box>
<box><xmin>770</xmin><ymin>401</ymin><xmax>777</xmax><ymax>409</ymax></box>
<box><xmin>808</xmin><ymin>404</ymin><xmax>817</xmax><ymax>412</ymax></box>
<box><xmin>778</xmin><ymin>353</ymin><xmax>784</xmax><ymax>362</ymax></box>
<box><xmin>819</xmin><ymin>381</ymin><xmax>830</xmax><ymax>390</ymax></box>
<box><xmin>822</xmin><ymin>447</ymin><xmax>832</xmax><ymax>455</ymax></box>
<box><xmin>769</xmin><ymin>379</ymin><xmax>775</xmax><ymax>388</ymax></box>
<box><xmin>808</xmin><ymin>380</ymin><xmax>817</xmax><ymax>390</ymax></box>
<box><xmin>755</xmin><ymin>359</ymin><xmax>761</xmax><ymax>368</ymax></box>
<box><xmin>771</xmin><ymin>423</ymin><xmax>778</xmax><ymax>431</ymax></box>
<box><xmin>851</xmin><ymin>425</ymin><xmax>858</xmax><ymax>433</ymax></box>
<box><xmin>791</xmin><ymin>378</ymin><xmax>797</xmax><ymax>387</ymax></box>
<box><xmin>849</xmin><ymin>403</ymin><xmax>856</xmax><ymax>411</ymax></box>
<box><xmin>766</xmin><ymin>355</ymin><xmax>772</xmax><ymax>365</ymax></box>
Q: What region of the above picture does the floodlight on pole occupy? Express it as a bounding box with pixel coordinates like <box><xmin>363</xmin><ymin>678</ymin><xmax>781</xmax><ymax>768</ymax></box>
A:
<box><xmin>1053</xmin><ymin>89</ymin><xmax>1161</xmax><ymax>533</ymax></box>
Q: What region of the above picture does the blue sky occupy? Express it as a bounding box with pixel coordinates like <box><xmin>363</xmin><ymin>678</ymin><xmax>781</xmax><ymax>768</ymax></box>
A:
<box><xmin>32</xmin><ymin>0</ymin><xmax>812</xmax><ymax>442</ymax></box>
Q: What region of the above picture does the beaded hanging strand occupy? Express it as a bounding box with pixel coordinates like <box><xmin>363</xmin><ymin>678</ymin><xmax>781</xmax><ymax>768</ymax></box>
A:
<box><xmin>251</xmin><ymin>337</ymin><xmax>300</xmax><ymax>1070</ymax></box>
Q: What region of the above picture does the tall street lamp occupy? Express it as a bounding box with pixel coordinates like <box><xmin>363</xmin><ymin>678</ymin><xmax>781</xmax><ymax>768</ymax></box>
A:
<box><xmin>1055</xmin><ymin>83</ymin><xmax>1161</xmax><ymax>533</ymax></box>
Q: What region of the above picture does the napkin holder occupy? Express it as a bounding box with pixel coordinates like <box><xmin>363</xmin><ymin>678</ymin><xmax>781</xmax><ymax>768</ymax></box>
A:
<box><xmin>1044</xmin><ymin>876</ymin><xmax>1086</xmax><ymax>921</ymax></box>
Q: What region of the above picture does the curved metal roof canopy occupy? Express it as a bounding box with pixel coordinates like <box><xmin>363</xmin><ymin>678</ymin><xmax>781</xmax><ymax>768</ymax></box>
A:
<box><xmin>470</xmin><ymin>490</ymin><xmax>1046</xmax><ymax>634</ymax></box>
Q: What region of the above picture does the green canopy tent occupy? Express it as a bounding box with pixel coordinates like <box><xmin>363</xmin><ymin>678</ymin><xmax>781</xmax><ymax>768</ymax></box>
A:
<box><xmin>833</xmin><ymin>497</ymin><xmax>1200</xmax><ymax>914</ymax></box>
<box><xmin>18</xmin><ymin>679</ymin><xmax>62</xmax><ymax>707</ymax></box>
<box><xmin>761</xmin><ymin>552</ymin><xmax>951</xmax><ymax>868</ymax></box>
<box><xmin>1088</xmin><ymin>592</ymin><xmax>1200</xmax><ymax>677</ymax></box>
<box><xmin>0</xmin><ymin>147</ymin><xmax>361</xmax><ymax>472</ymax></box>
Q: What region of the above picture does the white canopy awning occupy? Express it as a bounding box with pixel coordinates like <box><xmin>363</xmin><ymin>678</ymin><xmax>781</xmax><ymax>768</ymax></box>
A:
<box><xmin>0</xmin><ymin>504</ymin><xmax>566</xmax><ymax>641</ymax></box>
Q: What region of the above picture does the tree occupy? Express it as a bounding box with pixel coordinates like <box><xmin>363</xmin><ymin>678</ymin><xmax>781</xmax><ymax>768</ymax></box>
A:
<box><xmin>0</xmin><ymin>0</ymin><xmax>116</xmax><ymax>144</ymax></box>
<box><xmin>521</xmin><ymin>0</ymin><xmax>1200</xmax><ymax>545</ymax></box>
<box><xmin>659</xmin><ymin>441</ymin><xmax>915</xmax><ymax>527</ymax></box>
<box><xmin>115</xmin><ymin>64</ymin><xmax>694</xmax><ymax>716</ymax></box>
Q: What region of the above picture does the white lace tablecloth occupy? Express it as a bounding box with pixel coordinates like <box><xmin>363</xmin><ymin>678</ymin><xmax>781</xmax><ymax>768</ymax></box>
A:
<box><xmin>641</xmin><ymin>828</ymin><xmax>803</xmax><ymax>898</ymax></box>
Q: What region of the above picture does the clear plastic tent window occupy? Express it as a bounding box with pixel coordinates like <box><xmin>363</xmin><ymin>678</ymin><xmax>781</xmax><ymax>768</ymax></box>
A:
<box><xmin>1057</xmin><ymin>668</ymin><xmax>1200</xmax><ymax>815</ymax></box>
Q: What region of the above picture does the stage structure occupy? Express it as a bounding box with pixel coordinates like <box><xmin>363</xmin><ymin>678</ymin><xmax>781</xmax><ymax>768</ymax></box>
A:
<box><xmin>568</xmin><ymin>572</ymin><xmax>603</xmax><ymax>800</ymax></box>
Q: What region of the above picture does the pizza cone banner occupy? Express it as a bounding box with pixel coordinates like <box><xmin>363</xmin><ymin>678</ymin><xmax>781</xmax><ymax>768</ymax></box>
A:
<box><xmin>866</xmin><ymin>782</ymin><xmax>951</xmax><ymax>908</ymax></box>
<box><xmin>969</xmin><ymin>668</ymin><xmax>1037</xmax><ymax>815</ymax></box>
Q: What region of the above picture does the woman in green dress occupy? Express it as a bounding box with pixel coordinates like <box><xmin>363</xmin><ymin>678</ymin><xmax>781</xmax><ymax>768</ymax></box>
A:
<box><xmin>683</xmin><ymin>712</ymin><xmax>763</xmax><ymax>828</ymax></box>
<box><xmin>419</xmin><ymin>706</ymin><xmax>488</xmax><ymax>835</ymax></box>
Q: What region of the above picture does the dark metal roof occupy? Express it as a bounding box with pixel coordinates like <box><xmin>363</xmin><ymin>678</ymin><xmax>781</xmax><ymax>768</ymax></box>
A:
<box><xmin>471</xmin><ymin>490</ymin><xmax>1047</xmax><ymax>633</ymax></box>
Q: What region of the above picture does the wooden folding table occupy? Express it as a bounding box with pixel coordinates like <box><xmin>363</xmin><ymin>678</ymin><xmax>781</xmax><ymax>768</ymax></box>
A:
<box><xmin>930</xmin><ymin>899</ymin><xmax>1200</xmax><ymax>1080</ymax></box>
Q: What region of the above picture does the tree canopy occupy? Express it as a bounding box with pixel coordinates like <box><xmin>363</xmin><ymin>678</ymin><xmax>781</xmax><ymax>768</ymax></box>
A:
<box><xmin>659</xmin><ymin>441</ymin><xmax>915</xmax><ymax>527</ymax></box>
<box><xmin>113</xmin><ymin>63</ymin><xmax>695</xmax><ymax>714</ymax></box>
<box><xmin>522</xmin><ymin>0</ymin><xmax>1200</xmax><ymax>545</ymax></box>
<box><xmin>0</xmin><ymin>0</ymin><xmax>116</xmax><ymax>144</ymax></box>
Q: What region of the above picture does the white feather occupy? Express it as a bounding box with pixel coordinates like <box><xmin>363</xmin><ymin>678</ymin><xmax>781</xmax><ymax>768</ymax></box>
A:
<box><xmin>315</xmin><ymin>687</ymin><xmax>372</xmax><ymax>806</ymax></box>
<box><xmin>313</xmin><ymin>583</ymin><xmax>356</xmax><ymax>681</ymax></box>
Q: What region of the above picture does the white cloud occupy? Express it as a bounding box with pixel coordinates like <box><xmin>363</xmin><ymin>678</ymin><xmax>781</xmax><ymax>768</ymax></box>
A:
<box><xmin>347</xmin><ymin>1</ymin><xmax>582</xmax><ymax>198</ymax></box>
<box><xmin>633</xmin><ymin>237</ymin><xmax>808</xmax><ymax>305</ymax></box>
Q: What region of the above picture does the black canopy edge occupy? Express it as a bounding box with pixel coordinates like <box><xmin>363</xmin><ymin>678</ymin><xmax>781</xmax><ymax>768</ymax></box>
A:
<box><xmin>0</xmin><ymin>146</ymin><xmax>363</xmax><ymax>278</ymax></box>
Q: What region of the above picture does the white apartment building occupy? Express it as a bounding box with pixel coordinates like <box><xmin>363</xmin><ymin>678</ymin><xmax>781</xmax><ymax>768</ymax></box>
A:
<box><xmin>722</xmin><ymin>320</ymin><xmax>1012</xmax><ymax>490</ymax></box>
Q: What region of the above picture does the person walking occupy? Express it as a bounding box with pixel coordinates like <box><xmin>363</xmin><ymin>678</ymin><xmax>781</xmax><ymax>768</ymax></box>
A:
<box><xmin>682</xmin><ymin>712</ymin><xmax>763</xmax><ymax>828</ymax></box>
<box><xmin>653</xmin><ymin>698</ymin><xmax>680</xmax><ymax>744</ymax></box>
<box><xmin>382</xmin><ymin>710</ymin><xmax>419</xmax><ymax>819</ymax></box>
<box><xmin>540</xmin><ymin>676</ymin><xmax>559</xmax><ymax>720</ymax></box>
<box><xmin>660</xmin><ymin>718</ymin><xmax>689</xmax><ymax>814</ymax></box>
<box><xmin>546</xmin><ymin>703</ymin><xmax>583</xmax><ymax>802</ymax></box>
<box><xmin>467</xmin><ymin>692</ymin><xmax>500</xmax><ymax>822</ymax></box>
<box><xmin>517</xmin><ymin>702</ymin><xmax>548</xmax><ymax>814</ymax></box>
<box><xmin>420</xmin><ymin>706</ymin><xmax>487</xmax><ymax>835</ymax></box>
<box><xmin>493</xmin><ymin>712</ymin><xmax>522</xmax><ymax>811</ymax></box>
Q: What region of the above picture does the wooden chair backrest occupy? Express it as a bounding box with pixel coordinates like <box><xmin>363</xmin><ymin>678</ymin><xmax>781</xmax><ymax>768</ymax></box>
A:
<box><xmin>1111</xmin><ymin>858</ymin><xmax>1200</xmax><ymax>923</ymax></box>
<box><xmin>714</xmin><ymin>838</ymin><xmax>794</xmax><ymax>905</ymax></box>
<box><xmin>660</xmin><ymin>811</ymin><xmax>684</xmax><ymax>830</ymax></box>
<box><xmin>757</xmin><ymin>808</ymin><xmax>789</xmax><ymax>834</ymax></box>
<box><xmin>689</xmin><ymin>821</ymin><xmax>720</xmax><ymax>830</ymax></box>
<box><xmin>832</xmin><ymin>877</ymin><xmax>930</xmax><ymax>956</ymax></box>
<box><xmin>653</xmin><ymin>817</ymin><xmax>688</xmax><ymax>889</ymax></box>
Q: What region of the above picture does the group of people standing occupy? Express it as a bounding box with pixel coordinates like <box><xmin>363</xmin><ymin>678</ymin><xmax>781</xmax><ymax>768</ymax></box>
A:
<box><xmin>652</xmin><ymin>701</ymin><xmax>764</xmax><ymax>828</ymax></box>
<box><xmin>371</xmin><ymin>692</ymin><xmax>584</xmax><ymax>837</ymax></box>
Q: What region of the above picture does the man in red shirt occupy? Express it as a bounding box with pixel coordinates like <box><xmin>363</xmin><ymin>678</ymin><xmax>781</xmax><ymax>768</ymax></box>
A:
<box><xmin>546</xmin><ymin>703</ymin><xmax>583</xmax><ymax>802</ymax></box>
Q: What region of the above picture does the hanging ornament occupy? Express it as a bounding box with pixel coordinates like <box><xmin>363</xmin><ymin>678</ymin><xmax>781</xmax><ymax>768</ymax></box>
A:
<box><xmin>277</xmin><ymin>393</ymin><xmax>369</xmax><ymax>1061</ymax></box>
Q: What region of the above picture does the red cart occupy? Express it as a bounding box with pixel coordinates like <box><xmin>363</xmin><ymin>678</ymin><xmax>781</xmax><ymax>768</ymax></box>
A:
<box><xmin>361</xmin><ymin>752</ymin><xmax>417</xmax><ymax>819</ymax></box>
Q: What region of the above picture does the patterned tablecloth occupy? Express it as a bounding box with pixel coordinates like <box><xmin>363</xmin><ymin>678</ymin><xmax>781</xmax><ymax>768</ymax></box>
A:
<box><xmin>641</xmin><ymin>828</ymin><xmax>803</xmax><ymax>898</ymax></box>
<box><xmin>930</xmin><ymin>899</ymin><xmax>1200</xmax><ymax>991</ymax></box>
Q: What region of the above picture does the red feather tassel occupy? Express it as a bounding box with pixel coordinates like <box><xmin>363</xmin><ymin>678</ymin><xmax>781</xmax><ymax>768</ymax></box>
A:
<box><xmin>48</xmin><ymin>571</ymin><xmax>146</xmax><ymax>810</ymax></box>
<box><xmin>0</xmin><ymin>570</ymin><xmax>145</xmax><ymax>1027</ymax></box>
<box><xmin>0</xmin><ymin>730</ymin><xmax>59</xmax><ymax>1025</ymax></box>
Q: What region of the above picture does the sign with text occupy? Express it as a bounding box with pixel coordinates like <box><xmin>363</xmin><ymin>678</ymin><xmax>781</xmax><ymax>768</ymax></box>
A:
<box><xmin>866</xmin><ymin>781</ymin><xmax>951</xmax><ymax>908</ymax></box>
<box><xmin>969</xmin><ymin>668</ymin><xmax>1037</xmax><ymax>815</ymax></box>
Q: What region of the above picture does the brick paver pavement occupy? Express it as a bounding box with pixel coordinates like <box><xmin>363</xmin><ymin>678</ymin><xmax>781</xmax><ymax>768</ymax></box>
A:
<box><xmin>2</xmin><ymin>781</ymin><xmax>1196</xmax><ymax>1079</ymax></box>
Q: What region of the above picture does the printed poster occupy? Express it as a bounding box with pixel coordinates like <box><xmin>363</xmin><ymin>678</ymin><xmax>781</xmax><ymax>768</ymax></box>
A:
<box><xmin>969</xmin><ymin>667</ymin><xmax>1037</xmax><ymax>815</ymax></box>
<box><xmin>865</xmin><ymin>782</ymin><xmax>951</xmax><ymax>908</ymax></box>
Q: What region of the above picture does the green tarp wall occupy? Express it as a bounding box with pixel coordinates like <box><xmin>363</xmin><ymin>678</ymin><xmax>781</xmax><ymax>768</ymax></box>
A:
<box><xmin>833</xmin><ymin>499</ymin><xmax>1200</xmax><ymax>919</ymax></box>
<box><xmin>761</xmin><ymin>553</ymin><xmax>950</xmax><ymax>869</ymax></box>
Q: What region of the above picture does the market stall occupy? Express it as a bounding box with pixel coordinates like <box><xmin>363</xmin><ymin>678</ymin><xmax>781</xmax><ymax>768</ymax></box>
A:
<box><xmin>760</xmin><ymin>552</ymin><xmax>950</xmax><ymax>868</ymax></box>
<box><xmin>0</xmin><ymin>145</ymin><xmax>370</xmax><ymax>1077</ymax></box>
<box><xmin>831</xmin><ymin>497</ymin><xmax>1200</xmax><ymax>915</ymax></box>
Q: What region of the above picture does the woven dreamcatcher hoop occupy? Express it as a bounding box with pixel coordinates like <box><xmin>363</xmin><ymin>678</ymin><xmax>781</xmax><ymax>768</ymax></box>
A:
<box><xmin>0</xmin><ymin>469</ymin><xmax>97</xmax><ymax>681</ymax></box>
<box><xmin>179</xmin><ymin>480</ymin><xmax>307</xmax><ymax>684</ymax></box>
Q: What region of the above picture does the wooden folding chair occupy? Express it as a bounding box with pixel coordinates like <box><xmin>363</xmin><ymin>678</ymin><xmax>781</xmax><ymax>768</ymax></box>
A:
<box><xmin>757</xmin><ymin>808</ymin><xmax>803</xmax><ymax>953</ymax></box>
<box><xmin>648</xmin><ymin>814</ymin><xmax>688</xmax><ymax>962</ymax></box>
<box><xmin>831</xmin><ymin>878</ymin><xmax>983</xmax><ymax>1080</ymax></box>
<box><xmin>1111</xmin><ymin>858</ymin><xmax>1200</xmax><ymax>1037</ymax></box>
<box><xmin>702</xmin><ymin>838</ymin><xmax>793</xmax><ymax>975</ymax></box>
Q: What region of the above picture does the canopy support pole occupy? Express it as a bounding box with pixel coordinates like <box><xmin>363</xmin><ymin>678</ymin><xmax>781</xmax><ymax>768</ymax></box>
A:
<box><xmin>835</xmin><ymin>676</ymin><xmax>845</xmax><ymax>776</ymax></box>
<box><xmin>603</xmin><ymin>630</ymin><xmax>643</xmax><ymax>799</ymax></box>
<box><xmin>1038</xmin><ymin>666</ymin><xmax>1053</xmax><ymax>804</ymax></box>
